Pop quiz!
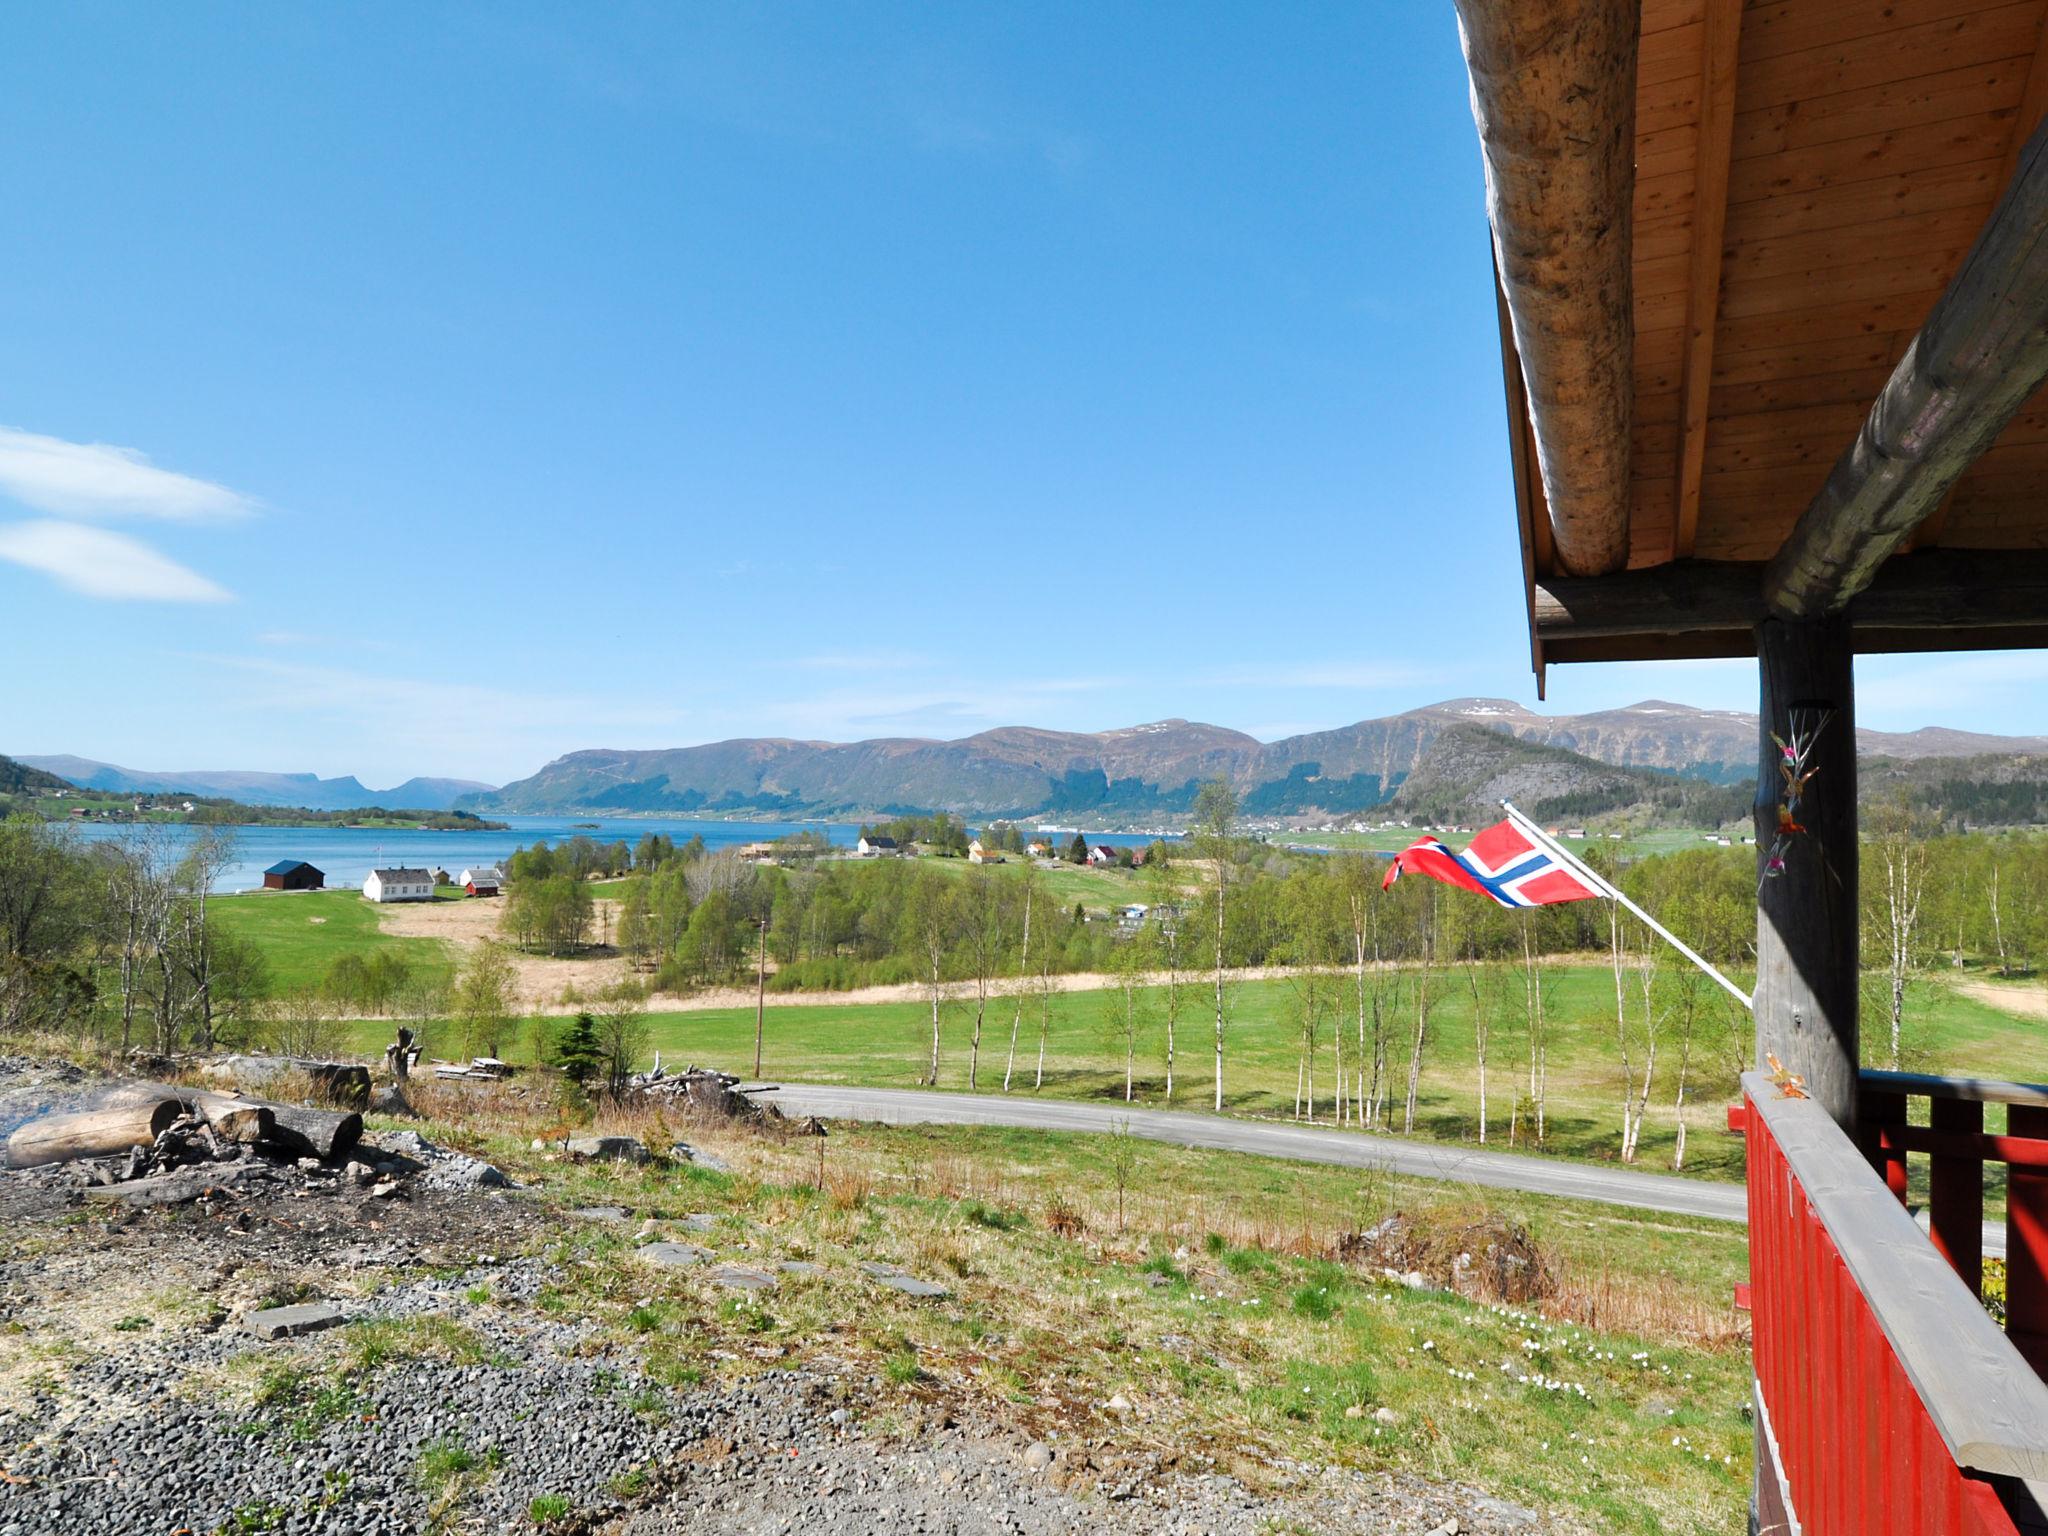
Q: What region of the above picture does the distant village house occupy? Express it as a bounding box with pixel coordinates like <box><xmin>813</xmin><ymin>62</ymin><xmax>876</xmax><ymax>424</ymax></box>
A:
<box><xmin>364</xmin><ymin>867</ymin><xmax>434</xmax><ymax>903</ymax></box>
<box><xmin>460</xmin><ymin>866</ymin><xmax>503</xmax><ymax>897</ymax></box>
<box><xmin>855</xmin><ymin>835</ymin><xmax>900</xmax><ymax>857</ymax></box>
<box><xmin>967</xmin><ymin>841</ymin><xmax>1004</xmax><ymax>865</ymax></box>
<box><xmin>262</xmin><ymin>860</ymin><xmax>324</xmax><ymax>892</ymax></box>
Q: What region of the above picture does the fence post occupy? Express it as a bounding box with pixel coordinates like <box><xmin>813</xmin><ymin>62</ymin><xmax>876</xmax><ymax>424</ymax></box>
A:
<box><xmin>1929</xmin><ymin>1096</ymin><xmax>1984</xmax><ymax>1296</ymax></box>
<box><xmin>1861</xmin><ymin>1085</ymin><xmax>1909</xmax><ymax>1203</ymax></box>
<box><xmin>2007</xmin><ymin>1104</ymin><xmax>2048</xmax><ymax>1382</ymax></box>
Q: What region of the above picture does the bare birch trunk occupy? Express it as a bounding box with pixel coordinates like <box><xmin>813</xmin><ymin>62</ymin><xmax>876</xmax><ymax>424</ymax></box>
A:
<box><xmin>1003</xmin><ymin>883</ymin><xmax>1033</xmax><ymax>1092</ymax></box>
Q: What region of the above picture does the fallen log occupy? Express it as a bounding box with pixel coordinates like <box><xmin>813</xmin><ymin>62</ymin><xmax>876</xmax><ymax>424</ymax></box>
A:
<box><xmin>96</xmin><ymin>1081</ymin><xmax>361</xmax><ymax>1162</ymax></box>
<box><xmin>82</xmin><ymin>1162</ymin><xmax>268</xmax><ymax>1207</ymax></box>
<box><xmin>4</xmin><ymin>1099</ymin><xmax>182</xmax><ymax>1170</ymax></box>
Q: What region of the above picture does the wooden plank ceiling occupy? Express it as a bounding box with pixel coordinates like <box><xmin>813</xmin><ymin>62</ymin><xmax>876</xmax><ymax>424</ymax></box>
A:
<box><xmin>1498</xmin><ymin>0</ymin><xmax>2048</xmax><ymax>671</ymax></box>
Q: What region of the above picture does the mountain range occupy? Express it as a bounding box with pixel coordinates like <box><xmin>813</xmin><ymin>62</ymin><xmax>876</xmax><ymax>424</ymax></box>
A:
<box><xmin>23</xmin><ymin>699</ymin><xmax>2048</xmax><ymax>825</ymax></box>
<box><xmin>452</xmin><ymin>699</ymin><xmax>2048</xmax><ymax>822</ymax></box>
<box><xmin>13</xmin><ymin>756</ymin><xmax>497</xmax><ymax>813</ymax></box>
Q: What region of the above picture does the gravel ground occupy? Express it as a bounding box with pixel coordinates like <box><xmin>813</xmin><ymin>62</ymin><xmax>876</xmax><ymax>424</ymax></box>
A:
<box><xmin>0</xmin><ymin>1058</ymin><xmax>1564</xmax><ymax>1536</ymax></box>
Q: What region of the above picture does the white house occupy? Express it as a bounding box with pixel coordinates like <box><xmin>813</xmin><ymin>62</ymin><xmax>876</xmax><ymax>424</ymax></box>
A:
<box><xmin>364</xmin><ymin>867</ymin><xmax>434</xmax><ymax>903</ymax></box>
<box><xmin>856</xmin><ymin>835</ymin><xmax>900</xmax><ymax>857</ymax></box>
<box><xmin>967</xmin><ymin>842</ymin><xmax>1004</xmax><ymax>865</ymax></box>
<box><xmin>1086</xmin><ymin>844</ymin><xmax>1117</xmax><ymax>866</ymax></box>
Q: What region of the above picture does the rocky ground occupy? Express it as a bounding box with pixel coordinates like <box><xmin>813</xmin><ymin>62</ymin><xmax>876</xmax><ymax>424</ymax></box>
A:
<box><xmin>0</xmin><ymin>1057</ymin><xmax>1562</xmax><ymax>1535</ymax></box>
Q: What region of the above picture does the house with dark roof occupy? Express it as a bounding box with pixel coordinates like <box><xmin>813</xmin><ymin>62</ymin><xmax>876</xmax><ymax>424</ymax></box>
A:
<box><xmin>363</xmin><ymin>867</ymin><xmax>433</xmax><ymax>903</ymax></box>
<box><xmin>262</xmin><ymin>860</ymin><xmax>324</xmax><ymax>892</ymax></box>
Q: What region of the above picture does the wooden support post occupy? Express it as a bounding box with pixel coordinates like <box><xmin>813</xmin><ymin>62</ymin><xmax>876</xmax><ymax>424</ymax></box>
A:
<box><xmin>1862</xmin><ymin>1086</ymin><xmax>1909</xmax><ymax>1203</ymax></box>
<box><xmin>2007</xmin><ymin>1104</ymin><xmax>2048</xmax><ymax>1381</ymax></box>
<box><xmin>1928</xmin><ymin>1097</ymin><xmax>1984</xmax><ymax>1296</ymax></box>
<box><xmin>1754</xmin><ymin>617</ymin><xmax>1859</xmax><ymax>1130</ymax></box>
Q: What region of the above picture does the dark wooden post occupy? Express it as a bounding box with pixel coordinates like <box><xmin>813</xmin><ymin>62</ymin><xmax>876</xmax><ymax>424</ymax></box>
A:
<box><xmin>1754</xmin><ymin>616</ymin><xmax>1859</xmax><ymax>1129</ymax></box>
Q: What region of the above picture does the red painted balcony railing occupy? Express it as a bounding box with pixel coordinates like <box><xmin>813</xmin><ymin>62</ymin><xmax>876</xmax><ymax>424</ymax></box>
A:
<box><xmin>1740</xmin><ymin>1072</ymin><xmax>2048</xmax><ymax>1536</ymax></box>
<box><xmin>1860</xmin><ymin>1069</ymin><xmax>2048</xmax><ymax>1385</ymax></box>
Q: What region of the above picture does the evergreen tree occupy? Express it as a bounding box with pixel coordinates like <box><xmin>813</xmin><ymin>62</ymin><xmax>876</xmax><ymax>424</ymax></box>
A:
<box><xmin>553</xmin><ymin>1011</ymin><xmax>605</xmax><ymax>1085</ymax></box>
<box><xmin>1066</xmin><ymin>833</ymin><xmax>1089</xmax><ymax>864</ymax></box>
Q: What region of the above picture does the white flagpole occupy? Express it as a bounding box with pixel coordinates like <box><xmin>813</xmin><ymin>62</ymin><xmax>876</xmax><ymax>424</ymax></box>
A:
<box><xmin>1499</xmin><ymin>800</ymin><xmax>1754</xmax><ymax>1012</ymax></box>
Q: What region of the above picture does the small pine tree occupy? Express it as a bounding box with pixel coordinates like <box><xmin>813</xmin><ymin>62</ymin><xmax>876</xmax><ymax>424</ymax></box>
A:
<box><xmin>1066</xmin><ymin>833</ymin><xmax>1089</xmax><ymax>864</ymax></box>
<box><xmin>553</xmin><ymin>1011</ymin><xmax>604</xmax><ymax>1086</ymax></box>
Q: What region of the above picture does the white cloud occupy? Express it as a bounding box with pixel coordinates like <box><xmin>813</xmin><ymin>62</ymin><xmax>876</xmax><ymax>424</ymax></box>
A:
<box><xmin>196</xmin><ymin>655</ymin><xmax>686</xmax><ymax>776</ymax></box>
<box><xmin>0</xmin><ymin>520</ymin><xmax>231</xmax><ymax>602</ymax></box>
<box><xmin>784</xmin><ymin>649</ymin><xmax>932</xmax><ymax>673</ymax></box>
<box><xmin>1203</xmin><ymin>659</ymin><xmax>1451</xmax><ymax>690</ymax></box>
<box><xmin>1857</xmin><ymin>652</ymin><xmax>2048</xmax><ymax>722</ymax></box>
<box><xmin>0</xmin><ymin>426</ymin><xmax>256</xmax><ymax>521</ymax></box>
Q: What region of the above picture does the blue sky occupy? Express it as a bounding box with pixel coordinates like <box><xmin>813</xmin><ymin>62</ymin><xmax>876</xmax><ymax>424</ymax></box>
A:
<box><xmin>2</xmin><ymin>5</ymin><xmax>2039</xmax><ymax>788</ymax></box>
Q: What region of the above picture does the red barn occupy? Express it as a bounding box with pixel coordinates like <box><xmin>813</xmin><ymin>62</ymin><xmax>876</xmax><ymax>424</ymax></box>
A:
<box><xmin>262</xmin><ymin>860</ymin><xmax>324</xmax><ymax>891</ymax></box>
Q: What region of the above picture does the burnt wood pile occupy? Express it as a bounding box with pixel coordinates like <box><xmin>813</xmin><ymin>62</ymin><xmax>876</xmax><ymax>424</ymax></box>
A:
<box><xmin>3</xmin><ymin>1079</ymin><xmax>365</xmax><ymax>1196</ymax></box>
<box><xmin>627</xmin><ymin>1065</ymin><xmax>776</xmax><ymax>1121</ymax></box>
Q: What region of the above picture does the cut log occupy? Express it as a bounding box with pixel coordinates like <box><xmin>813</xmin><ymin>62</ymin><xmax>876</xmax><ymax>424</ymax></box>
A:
<box><xmin>4</xmin><ymin>1100</ymin><xmax>182</xmax><ymax>1170</ymax></box>
<box><xmin>207</xmin><ymin>1105</ymin><xmax>274</xmax><ymax>1145</ymax></box>
<box><xmin>94</xmin><ymin>1081</ymin><xmax>360</xmax><ymax>1162</ymax></box>
<box><xmin>262</xmin><ymin>1103</ymin><xmax>362</xmax><ymax>1162</ymax></box>
<box><xmin>1455</xmin><ymin>0</ymin><xmax>1638</xmax><ymax>576</ymax></box>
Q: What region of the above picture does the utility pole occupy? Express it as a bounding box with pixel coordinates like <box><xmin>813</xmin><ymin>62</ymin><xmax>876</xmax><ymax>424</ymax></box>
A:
<box><xmin>754</xmin><ymin>914</ymin><xmax>768</xmax><ymax>1078</ymax></box>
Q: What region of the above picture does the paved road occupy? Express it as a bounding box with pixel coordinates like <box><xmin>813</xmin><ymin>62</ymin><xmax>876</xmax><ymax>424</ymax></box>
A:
<box><xmin>750</xmin><ymin>1081</ymin><xmax>2008</xmax><ymax>1256</ymax></box>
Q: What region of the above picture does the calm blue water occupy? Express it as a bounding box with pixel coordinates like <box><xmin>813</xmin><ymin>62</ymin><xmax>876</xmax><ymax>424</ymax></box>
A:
<box><xmin>58</xmin><ymin>815</ymin><xmax>1174</xmax><ymax>892</ymax></box>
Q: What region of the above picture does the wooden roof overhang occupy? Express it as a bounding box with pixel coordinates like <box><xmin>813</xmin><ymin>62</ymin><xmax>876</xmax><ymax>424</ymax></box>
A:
<box><xmin>1461</xmin><ymin>0</ymin><xmax>2048</xmax><ymax>688</ymax></box>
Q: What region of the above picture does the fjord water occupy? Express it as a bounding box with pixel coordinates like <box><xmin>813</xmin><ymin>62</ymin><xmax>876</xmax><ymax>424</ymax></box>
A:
<box><xmin>60</xmin><ymin>815</ymin><xmax>1170</xmax><ymax>892</ymax></box>
<box><xmin>60</xmin><ymin>815</ymin><xmax>859</xmax><ymax>892</ymax></box>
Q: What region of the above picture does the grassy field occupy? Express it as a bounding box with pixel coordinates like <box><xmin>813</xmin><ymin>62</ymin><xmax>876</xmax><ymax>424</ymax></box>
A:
<box><xmin>379</xmin><ymin>1083</ymin><xmax>1753</xmax><ymax>1535</ymax></box>
<box><xmin>1281</xmin><ymin>826</ymin><xmax>1739</xmax><ymax>858</ymax></box>
<box><xmin>919</xmin><ymin>853</ymin><xmax>1182</xmax><ymax>911</ymax></box>
<box><xmin>344</xmin><ymin>958</ymin><xmax>2042</xmax><ymax>1189</ymax></box>
<box><xmin>215</xmin><ymin>889</ymin><xmax>455</xmax><ymax>994</ymax></box>
<box><xmin>594</xmin><ymin>857</ymin><xmax>1184</xmax><ymax>914</ymax></box>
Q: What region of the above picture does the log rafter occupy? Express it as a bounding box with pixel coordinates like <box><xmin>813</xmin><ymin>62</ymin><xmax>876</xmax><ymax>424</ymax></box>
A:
<box><xmin>1456</xmin><ymin>0</ymin><xmax>1639</xmax><ymax>577</ymax></box>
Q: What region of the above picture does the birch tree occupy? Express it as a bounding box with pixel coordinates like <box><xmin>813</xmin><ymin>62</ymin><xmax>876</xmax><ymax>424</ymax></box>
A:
<box><xmin>1147</xmin><ymin>864</ymin><xmax>1190</xmax><ymax>1101</ymax></box>
<box><xmin>957</xmin><ymin>868</ymin><xmax>1004</xmax><ymax>1090</ymax></box>
<box><xmin>1003</xmin><ymin>869</ymin><xmax>1036</xmax><ymax>1091</ymax></box>
<box><xmin>1403</xmin><ymin>884</ymin><xmax>1436</xmax><ymax>1134</ymax></box>
<box><xmin>1193</xmin><ymin>778</ymin><xmax>1238</xmax><ymax>1111</ymax></box>
<box><xmin>1517</xmin><ymin>913</ymin><xmax>1549</xmax><ymax>1145</ymax></box>
<box><xmin>1865</xmin><ymin>797</ymin><xmax>1930</xmax><ymax>1069</ymax></box>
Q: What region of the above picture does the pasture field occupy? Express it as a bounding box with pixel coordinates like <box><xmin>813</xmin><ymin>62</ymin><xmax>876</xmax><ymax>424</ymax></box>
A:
<box><xmin>342</xmin><ymin>960</ymin><xmax>2036</xmax><ymax>1190</ymax></box>
<box><xmin>214</xmin><ymin>888</ymin><xmax>456</xmax><ymax>993</ymax></box>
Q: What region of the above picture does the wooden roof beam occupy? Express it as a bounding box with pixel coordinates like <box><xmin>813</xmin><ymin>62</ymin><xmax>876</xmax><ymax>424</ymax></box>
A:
<box><xmin>1670</xmin><ymin>0</ymin><xmax>1743</xmax><ymax>561</ymax></box>
<box><xmin>1536</xmin><ymin>549</ymin><xmax>2048</xmax><ymax>653</ymax></box>
<box><xmin>1456</xmin><ymin>0</ymin><xmax>1638</xmax><ymax>577</ymax></box>
<box><xmin>1764</xmin><ymin>118</ymin><xmax>2048</xmax><ymax>619</ymax></box>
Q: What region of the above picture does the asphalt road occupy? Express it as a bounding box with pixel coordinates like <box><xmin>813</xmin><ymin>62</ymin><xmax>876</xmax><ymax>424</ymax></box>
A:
<box><xmin>750</xmin><ymin>1081</ymin><xmax>2008</xmax><ymax>1256</ymax></box>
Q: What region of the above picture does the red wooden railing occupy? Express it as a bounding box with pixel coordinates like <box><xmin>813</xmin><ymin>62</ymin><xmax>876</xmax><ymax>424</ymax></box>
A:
<box><xmin>1861</xmin><ymin>1070</ymin><xmax>2048</xmax><ymax>1384</ymax></box>
<box><xmin>1741</xmin><ymin>1073</ymin><xmax>2048</xmax><ymax>1536</ymax></box>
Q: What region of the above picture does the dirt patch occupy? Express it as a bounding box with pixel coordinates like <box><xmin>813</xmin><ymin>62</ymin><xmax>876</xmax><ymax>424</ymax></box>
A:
<box><xmin>374</xmin><ymin>895</ymin><xmax>634</xmax><ymax>1010</ymax></box>
<box><xmin>1952</xmin><ymin>978</ymin><xmax>2048</xmax><ymax>1021</ymax></box>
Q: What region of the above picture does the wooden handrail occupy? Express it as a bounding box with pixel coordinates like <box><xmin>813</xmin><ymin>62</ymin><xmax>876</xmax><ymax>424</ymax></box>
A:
<box><xmin>1744</xmin><ymin>1072</ymin><xmax>2048</xmax><ymax>1482</ymax></box>
<box><xmin>1860</xmin><ymin>1068</ymin><xmax>2048</xmax><ymax>1110</ymax></box>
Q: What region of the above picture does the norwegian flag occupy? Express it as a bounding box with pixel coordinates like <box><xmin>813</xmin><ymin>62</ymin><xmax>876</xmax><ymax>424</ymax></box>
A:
<box><xmin>1381</xmin><ymin>819</ymin><xmax>1602</xmax><ymax>908</ymax></box>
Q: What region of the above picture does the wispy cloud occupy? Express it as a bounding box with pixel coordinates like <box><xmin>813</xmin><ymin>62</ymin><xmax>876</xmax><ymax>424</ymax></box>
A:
<box><xmin>1202</xmin><ymin>659</ymin><xmax>1451</xmax><ymax>690</ymax></box>
<box><xmin>1858</xmin><ymin>652</ymin><xmax>2048</xmax><ymax>721</ymax></box>
<box><xmin>189</xmin><ymin>659</ymin><xmax>692</xmax><ymax>786</ymax></box>
<box><xmin>761</xmin><ymin>674</ymin><xmax>1128</xmax><ymax>740</ymax></box>
<box><xmin>0</xmin><ymin>426</ymin><xmax>256</xmax><ymax>521</ymax></box>
<box><xmin>784</xmin><ymin>649</ymin><xmax>932</xmax><ymax>673</ymax></box>
<box><xmin>0</xmin><ymin>521</ymin><xmax>230</xmax><ymax>603</ymax></box>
